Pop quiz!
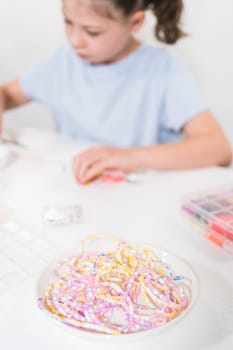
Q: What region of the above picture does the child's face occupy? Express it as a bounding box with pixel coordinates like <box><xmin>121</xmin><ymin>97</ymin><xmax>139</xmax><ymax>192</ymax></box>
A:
<box><xmin>63</xmin><ymin>0</ymin><xmax>143</xmax><ymax>64</ymax></box>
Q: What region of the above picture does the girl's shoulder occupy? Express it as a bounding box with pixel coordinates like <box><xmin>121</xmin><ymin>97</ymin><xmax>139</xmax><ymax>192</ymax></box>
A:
<box><xmin>140</xmin><ymin>43</ymin><xmax>189</xmax><ymax>77</ymax></box>
<box><xmin>136</xmin><ymin>43</ymin><xmax>177</xmax><ymax>75</ymax></box>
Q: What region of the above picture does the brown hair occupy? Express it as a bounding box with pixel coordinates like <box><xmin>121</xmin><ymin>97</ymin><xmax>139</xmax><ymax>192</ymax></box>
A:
<box><xmin>91</xmin><ymin>0</ymin><xmax>186</xmax><ymax>44</ymax></box>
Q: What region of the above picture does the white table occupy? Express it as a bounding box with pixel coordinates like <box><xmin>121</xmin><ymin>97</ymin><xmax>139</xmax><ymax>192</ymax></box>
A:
<box><xmin>0</xmin><ymin>128</ymin><xmax>233</xmax><ymax>350</ymax></box>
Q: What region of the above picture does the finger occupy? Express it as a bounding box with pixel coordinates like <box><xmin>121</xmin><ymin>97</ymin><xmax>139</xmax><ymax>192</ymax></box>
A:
<box><xmin>72</xmin><ymin>156</ymin><xmax>80</xmax><ymax>182</ymax></box>
<box><xmin>0</xmin><ymin>97</ymin><xmax>3</xmax><ymax>136</ymax></box>
<box><xmin>78</xmin><ymin>153</ymin><xmax>101</xmax><ymax>182</ymax></box>
<box><xmin>72</xmin><ymin>148</ymin><xmax>99</xmax><ymax>182</ymax></box>
<box><xmin>81</xmin><ymin>160</ymin><xmax>106</xmax><ymax>184</ymax></box>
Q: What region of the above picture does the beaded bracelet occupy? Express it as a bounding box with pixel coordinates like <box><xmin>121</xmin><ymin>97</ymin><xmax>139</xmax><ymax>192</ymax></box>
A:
<box><xmin>38</xmin><ymin>235</ymin><xmax>191</xmax><ymax>335</ymax></box>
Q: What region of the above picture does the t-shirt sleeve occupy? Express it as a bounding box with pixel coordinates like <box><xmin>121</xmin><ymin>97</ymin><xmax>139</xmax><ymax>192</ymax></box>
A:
<box><xmin>162</xmin><ymin>53</ymin><xmax>207</xmax><ymax>132</ymax></box>
<box><xmin>19</xmin><ymin>46</ymin><xmax>66</xmax><ymax>108</ymax></box>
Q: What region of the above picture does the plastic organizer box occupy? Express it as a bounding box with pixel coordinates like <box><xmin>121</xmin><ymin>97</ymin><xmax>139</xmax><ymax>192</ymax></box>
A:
<box><xmin>182</xmin><ymin>186</ymin><xmax>233</xmax><ymax>254</ymax></box>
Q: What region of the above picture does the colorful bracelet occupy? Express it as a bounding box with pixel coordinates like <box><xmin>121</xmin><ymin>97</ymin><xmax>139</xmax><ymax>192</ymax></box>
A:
<box><xmin>38</xmin><ymin>235</ymin><xmax>191</xmax><ymax>335</ymax></box>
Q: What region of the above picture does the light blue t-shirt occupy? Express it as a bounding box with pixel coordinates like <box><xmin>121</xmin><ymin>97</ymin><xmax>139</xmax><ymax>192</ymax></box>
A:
<box><xmin>20</xmin><ymin>43</ymin><xmax>206</xmax><ymax>147</ymax></box>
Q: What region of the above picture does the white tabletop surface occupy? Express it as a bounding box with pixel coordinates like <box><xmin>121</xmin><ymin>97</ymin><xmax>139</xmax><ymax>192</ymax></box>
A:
<box><xmin>0</xmin><ymin>128</ymin><xmax>233</xmax><ymax>349</ymax></box>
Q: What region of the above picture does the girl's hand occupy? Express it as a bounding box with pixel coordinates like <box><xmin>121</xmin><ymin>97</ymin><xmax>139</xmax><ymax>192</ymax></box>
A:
<box><xmin>72</xmin><ymin>146</ymin><xmax>139</xmax><ymax>184</ymax></box>
<box><xmin>0</xmin><ymin>81</ymin><xmax>30</xmax><ymax>136</ymax></box>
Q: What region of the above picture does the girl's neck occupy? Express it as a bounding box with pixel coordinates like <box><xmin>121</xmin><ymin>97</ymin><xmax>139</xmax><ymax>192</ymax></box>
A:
<box><xmin>104</xmin><ymin>37</ymin><xmax>142</xmax><ymax>64</ymax></box>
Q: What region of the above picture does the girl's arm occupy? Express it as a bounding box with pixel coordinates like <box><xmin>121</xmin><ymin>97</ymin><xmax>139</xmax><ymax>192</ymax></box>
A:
<box><xmin>134</xmin><ymin>110</ymin><xmax>232</xmax><ymax>169</ymax></box>
<box><xmin>0</xmin><ymin>79</ymin><xmax>30</xmax><ymax>134</ymax></box>
<box><xmin>72</xmin><ymin>110</ymin><xmax>232</xmax><ymax>184</ymax></box>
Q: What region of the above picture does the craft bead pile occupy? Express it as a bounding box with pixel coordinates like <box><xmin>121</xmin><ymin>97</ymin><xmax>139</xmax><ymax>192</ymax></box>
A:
<box><xmin>38</xmin><ymin>236</ymin><xmax>191</xmax><ymax>335</ymax></box>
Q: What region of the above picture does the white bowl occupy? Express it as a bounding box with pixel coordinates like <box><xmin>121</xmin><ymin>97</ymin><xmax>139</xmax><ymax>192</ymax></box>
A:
<box><xmin>36</xmin><ymin>238</ymin><xmax>199</xmax><ymax>343</ymax></box>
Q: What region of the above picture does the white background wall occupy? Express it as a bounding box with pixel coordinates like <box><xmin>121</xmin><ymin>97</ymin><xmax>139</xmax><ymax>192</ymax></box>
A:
<box><xmin>0</xmin><ymin>0</ymin><xmax>233</xmax><ymax>143</ymax></box>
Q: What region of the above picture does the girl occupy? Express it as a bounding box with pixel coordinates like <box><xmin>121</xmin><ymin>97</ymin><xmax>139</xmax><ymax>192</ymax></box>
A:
<box><xmin>0</xmin><ymin>0</ymin><xmax>232</xmax><ymax>184</ymax></box>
